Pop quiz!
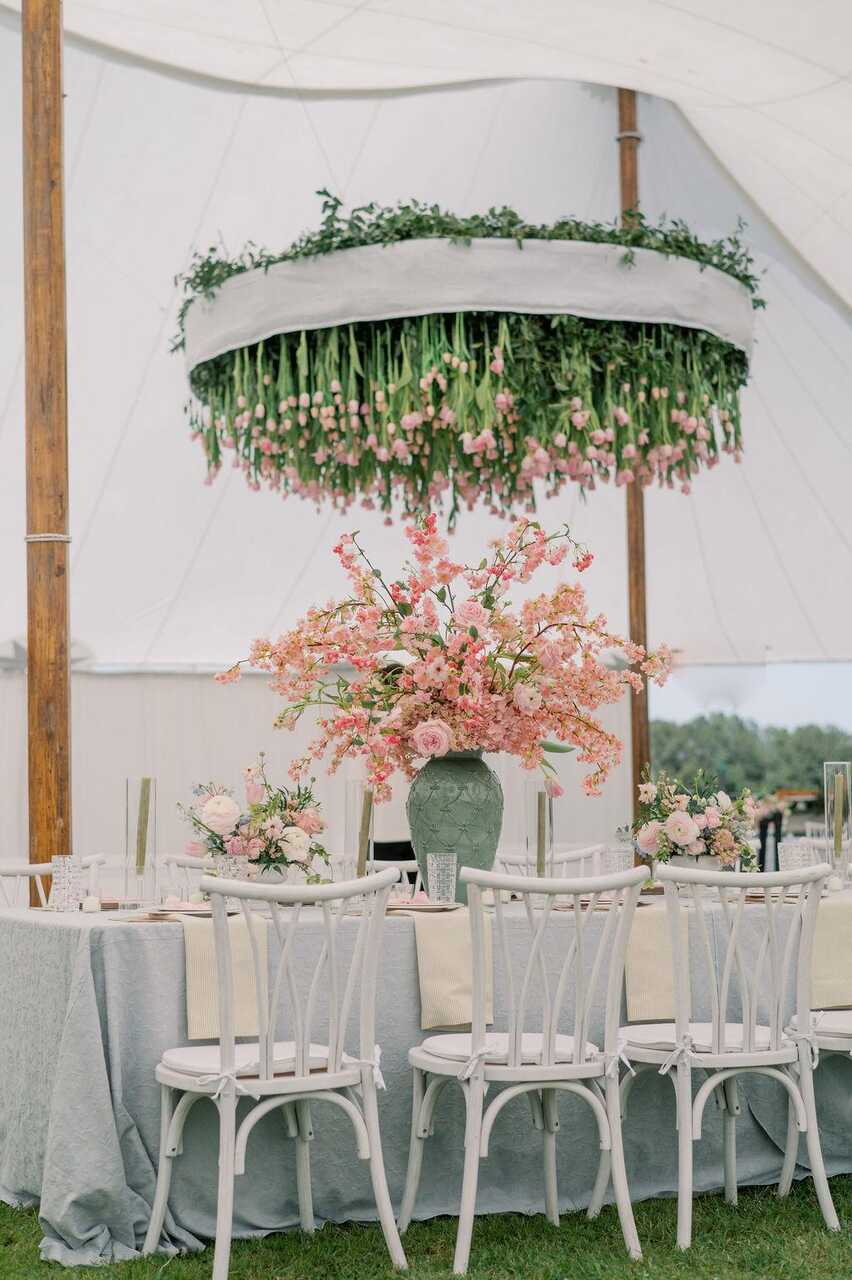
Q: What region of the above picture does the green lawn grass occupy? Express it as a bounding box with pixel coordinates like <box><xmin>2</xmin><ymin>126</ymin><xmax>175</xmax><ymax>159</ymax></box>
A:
<box><xmin>3</xmin><ymin>1178</ymin><xmax>852</xmax><ymax>1280</ymax></box>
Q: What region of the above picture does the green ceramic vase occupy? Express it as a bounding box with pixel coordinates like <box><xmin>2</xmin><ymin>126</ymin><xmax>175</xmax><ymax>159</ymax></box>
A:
<box><xmin>406</xmin><ymin>750</ymin><xmax>504</xmax><ymax>904</ymax></box>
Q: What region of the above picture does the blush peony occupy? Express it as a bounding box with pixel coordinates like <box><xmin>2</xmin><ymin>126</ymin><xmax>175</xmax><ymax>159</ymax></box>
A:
<box><xmin>664</xmin><ymin>810</ymin><xmax>700</xmax><ymax>846</ymax></box>
<box><xmin>200</xmin><ymin>793</ymin><xmax>241</xmax><ymax>836</ymax></box>
<box><xmin>293</xmin><ymin>807</ymin><xmax>325</xmax><ymax>836</ymax></box>
<box><xmin>636</xmin><ymin>820</ymin><xmax>662</xmax><ymax>856</ymax></box>
<box><xmin>411</xmin><ymin>719</ymin><xmax>453</xmax><ymax>758</ymax></box>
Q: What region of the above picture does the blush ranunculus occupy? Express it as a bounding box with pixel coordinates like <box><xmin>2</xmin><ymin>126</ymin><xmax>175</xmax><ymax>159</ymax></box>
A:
<box><xmin>454</xmin><ymin>599</ymin><xmax>490</xmax><ymax>630</ymax></box>
<box><xmin>636</xmin><ymin>820</ymin><xmax>662</xmax><ymax>856</ymax></box>
<box><xmin>200</xmin><ymin>793</ymin><xmax>241</xmax><ymax>836</ymax></box>
<box><xmin>704</xmin><ymin>805</ymin><xmax>721</xmax><ymax>829</ymax></box>
<box><xmin>513</xmin><ymin>682</ymin><xmax>543</xmax><ymax>714</ymax></box>
<box><xmin>294</xmin><ymin>807</ymin><xmax>325</xmax><ymax>836</ymax></box>
<box><xmin>664</xmin><ymin>810</ymin><xmax>700</xmax><ymax>846</ymax></box>
<box><xmin>411</xmin><ymin>718</ymin><xmax>452</xmax><ymax>758</ymax></box>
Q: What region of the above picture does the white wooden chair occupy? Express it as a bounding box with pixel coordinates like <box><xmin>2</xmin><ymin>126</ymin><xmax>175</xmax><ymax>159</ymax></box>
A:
<box><xmin>497</xmin><ymin>843</ymin><xmax>607</xmax><ymax>878</ymax></box>
<box><xmin>372</xmin><ymin>858</ymin><xmax>423</xmax><ymax>895</ymax></box>
<box><xmin>0</xmin><ymin>855</ymin><xmax>106</xmax><ymax>906</ymax></box>
<box><xmin>142</xmin><ymin>865</ymin><xmax>406</xmax><ymax>1279</ymax></box>
<box><xmin>613</xmin><ymin>861</ymin><xmax>838</xmax><ymax>1250</ymax></box>
<box><xmin>160</xmin><ymin>852</ymin><xmax>216</xmax><ymax>898</ymax></box>
<box><xmin>398</xmin><ymin>862</ymin><xmax>650</xmax><ymax>1274</ymax></box>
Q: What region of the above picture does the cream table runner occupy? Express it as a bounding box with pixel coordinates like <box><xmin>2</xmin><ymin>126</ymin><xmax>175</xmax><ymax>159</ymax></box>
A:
<box><xmin>182</xmin><ymin>913</ymin><xmax>268</xmax><ymax>1040</ymax></box>
<box><xmin>413</xmin><ymin>909</ymin><xmax>494</xmax><ymax>1031</ymax></box>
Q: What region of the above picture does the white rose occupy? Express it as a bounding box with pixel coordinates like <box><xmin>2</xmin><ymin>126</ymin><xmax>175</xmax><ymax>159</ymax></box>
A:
<box><xmin>279</xmin><ymin>826</ymin><xmax>310</xmax><ymax>856</ymax></box>
<box><xmin>200</xmin><ymin>793</ymin><xmax>241</xmax><ymax>836</ymax></box>
<box><xmin>716</xmin><ymin>791</ymin><xmax>732</xmax><ymax>811</ymax></box>
<box><xmin>664</xmin><ymin>810</ymin><xmax>701</xmax><ymax>847</ymax></box>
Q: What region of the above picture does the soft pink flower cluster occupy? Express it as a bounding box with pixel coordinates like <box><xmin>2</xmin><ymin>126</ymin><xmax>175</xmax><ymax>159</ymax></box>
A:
<box><xmin>218</xmin><ymin>517</ymin><xmax>672</xmax><ymax>801</ymax></box>
<box><xmin>634</xmin><ymin>773</ymin><xmax>757</xmax><ymax>869</ymax></box>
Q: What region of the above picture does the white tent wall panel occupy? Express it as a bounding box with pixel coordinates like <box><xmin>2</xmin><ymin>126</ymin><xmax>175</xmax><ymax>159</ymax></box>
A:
<box><xmin>0</xmin><ymin>671</ymin><xmax>631</xmax><ymax>870</ymax></box>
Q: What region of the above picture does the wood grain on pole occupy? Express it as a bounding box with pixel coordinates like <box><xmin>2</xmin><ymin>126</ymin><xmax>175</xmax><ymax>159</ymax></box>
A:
<box><xmin>617</xmin><ymin>88</ymin><xmax>651</xmax><ymax>821</ymax></box>
<box><xmin>23</xmin><ymin>0</ymin><xmax>72</xmax><ymax>886</ymax></box>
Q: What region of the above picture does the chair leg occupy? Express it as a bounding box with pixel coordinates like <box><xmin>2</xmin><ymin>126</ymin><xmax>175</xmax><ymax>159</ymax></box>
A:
<box><xmin>722</xmin><ymin>1077</ymin><xmax>739</xmax><ymax>1206</ymax></box>
<box><xmin>778</xmin><ymin>1085</ymin><xmax>799</xmax><ymax>1198</ymax></box>
<box><xmin>361</xmin><ymin>1078</ymin><xmax>408</xmax><ymax>1269</ymax></box>
<box><xmin>453</xmin><ymin>1074</ymin><xmax>485</xmax><ymax>1276</ymax></box>
<box><xmin>588</xmin><ymin>1065</ymin><xmax>645</xmax><ymax>1219</ymax></box>
<box><xmin>295</xmin><ymin>1100</ymin><xmax>315</xmax><ymax>1234</ymax></box>
<box><xmin>541</xmin><ymin>1089</ymin><xmax>559</xmax><ymax>1226</ymax></box>
<box><xmin>212</xmin><ymin>1089</ymin><xmax>237</xmax><ymax>1280</ymax></box>
<box><xmin>675</xmin><ymin>1063</ymin><xmax>694</xmax><ymax>1250</ymax></box>
<box><xmin>143</xmin><ymin>1085</ymin><xmax>175</xmax><ymax>1255</ymax></box>
<box><xmin>398</xmin><ymin>1067</ymin><xmax>426</xmax><ymax>1234</ymax></box>
<box><xmin>798</xmin><ymin>1054</ymin><xmax>840</xmax><ymax>1231</ymax></box>
<box><xmin>605</xmin><ymin>1076</ymin><xmax>642</xmax><ymax>1260</ymax></box>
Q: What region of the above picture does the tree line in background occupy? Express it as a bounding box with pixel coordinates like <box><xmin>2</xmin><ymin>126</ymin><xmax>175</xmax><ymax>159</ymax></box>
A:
<box><xmin>651</xmin><ymin>714</ymin><xmax>852</xmax><ymax>798</ymax></box>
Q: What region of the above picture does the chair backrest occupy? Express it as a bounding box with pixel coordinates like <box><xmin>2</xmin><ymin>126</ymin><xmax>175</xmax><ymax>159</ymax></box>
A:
<box><xmin>777</xmin><ymin>839</ymin><xmax>820</xmax><ymax>873</ymax></box>
<box><xmin>372</xmin><ymin>857</ymin><xmax>423</xmax><ymax>895</ymax></box>
<box><xmin>654</xmin><ymin>862</ymin><xmax>830</xmax><ymax>1055</ymax></box>
<box><xmin>0</xmin><ymin>855</ymin><xmax>105</xmax><ymax>906</ymax></box>
<box><xmin>200</xmin><ymin>866</ymin><xmax>399</xmax><ymax>1082</ymax></box>
<box><xmin>462</xmin><ymin>864</ymin><xmax>649</xmax><ymax>1069</ymax></box>
<box><xmin>497</xmin><ymin>843</ymin><xmax>607</xmax><ymax>879</ymax></box>
<box><xmin>161</xmin><ymin>853</ymin><xmax>216</xmax><ymax>898</ymax></box>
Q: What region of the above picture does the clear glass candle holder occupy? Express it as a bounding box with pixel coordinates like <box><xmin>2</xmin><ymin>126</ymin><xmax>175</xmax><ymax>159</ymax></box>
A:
<box><xmin>426</xmin><ymin>851</ymin><xmax>458</xmax><ymax>904</ymax></box>
<box><xmin>124</xmin><ymin>776</ymin><xmax>158</xmax><ymax>905</ymax></box>
<box><xmin>824</xmin><ymin>762</ymin><xmax>852</xmax><ymax>882</ymax></box>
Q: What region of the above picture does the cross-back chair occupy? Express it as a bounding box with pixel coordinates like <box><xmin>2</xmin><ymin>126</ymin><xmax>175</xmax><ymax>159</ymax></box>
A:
<box><xmin>0</xmin><ymin>855</ymin><xmax>106</xmax><ymax>906</ymax></box>
<box><xmin>398</xmin><ymin>862</ymin><xmax>650</xmax><ymax>1274</ymax></box>
<box><xmin>497</xmin><ymin>843</ymin><xmax>608</xmax><ymax>879</ymax></box>
<box><xmin>160</xmin><ymin>852</ymin><xmax>216</xmax><ymax>898</ymax></box>
<box><xmin>143</xmin><ymin>866</ymin><xmax>406</xmax><ymax>1279</ymax></box>
<box><xmin>613</xmin><ymin>861</ymin><xmax>838</xmax><ymax>1250</ymax></box>
<box><xmin>372</xmin><ymin>858</ymin><xmax>423</xmax><ymax>895</ymax></box>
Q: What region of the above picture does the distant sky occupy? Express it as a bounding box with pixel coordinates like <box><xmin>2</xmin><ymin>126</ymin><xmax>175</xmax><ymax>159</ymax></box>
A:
<box><xmin>650</xmin><ymin>664</ymin><xmax>852</xmax><ymax>732</ymax></box>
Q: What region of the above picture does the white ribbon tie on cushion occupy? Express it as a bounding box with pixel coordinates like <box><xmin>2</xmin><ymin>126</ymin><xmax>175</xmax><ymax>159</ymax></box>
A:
<box><xmin>605</xmin><ymin>1040</ymin><xmax>636</xmax><ymax>1079</ymax></box>
<box><xmin>658</xmin><ymin>1034</ymin><xmax>694</xmax><ymax>1075</ymax></box>
<box><xmin>458</xmin><ymin>1045</ymin><xmax>492</xmax><ymax>1081</ymax></box>
<box><xmin>356</xmin><ymin>1045</ymin><xmax>386</xmax><ymax>1090</ymax></box>
<box><xmin>195</xmin><ymin>1067</ymin><xmax>262</xmax><ymax>1101</ymax></box>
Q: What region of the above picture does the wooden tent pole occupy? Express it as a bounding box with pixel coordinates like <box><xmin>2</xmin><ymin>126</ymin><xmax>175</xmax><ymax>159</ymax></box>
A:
<box><xmin>616</xmin><ymin>88</ymin><xmax>650</xmax><ymax>820</ymax></box>
<box><xmin>22</xmin><ymin>0</ymin><xmax>72</xmax><ymax>880</ymax></box>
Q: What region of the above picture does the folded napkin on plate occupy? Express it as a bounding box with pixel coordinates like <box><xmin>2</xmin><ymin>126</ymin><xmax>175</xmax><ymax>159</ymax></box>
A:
<box><xmin>182</xmin><ymin>914</ymin><xmax>268</xmax><ymax>1040</ymax></box>
<box><xmin>812</xmin><ymin>894</ymin><xmax>852</xmax><ymax>1009</ymax></box>
<box><xmin>414</xmin><ymin>909</ymin><xmax>494</xmax><ymax>1031</ymax></box>
<box><xmin>625</xmin><ymin>904</ymin><xmax>690</xmax><ymax>1022</ymax></box>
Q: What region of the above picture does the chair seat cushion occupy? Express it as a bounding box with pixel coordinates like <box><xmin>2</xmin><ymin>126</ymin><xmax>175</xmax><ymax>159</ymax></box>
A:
<box><xmin>420</xmin><ymin>1031</ymin><xmax>599</xmax><ymax>1066</ymax></box>
<box><xmin>160</xmin><ymin>1040</ymin><xmax>351</xmax><ymax>1078</ymax></box>
<box><xmin>624</xmin><ymin>1021</ymin><xmax>781</xmax><ymax>1053</ymax></box>
<box><xmin>792</xmin><ymin>1009</ymin><xmax>852</xmax><ymax>1037</ymax></box>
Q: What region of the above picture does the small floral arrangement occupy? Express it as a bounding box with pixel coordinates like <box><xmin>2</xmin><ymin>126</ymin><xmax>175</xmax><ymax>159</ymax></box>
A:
<box><xmin>217</xmin><ymin>516</ymin><xmax>671</xmax><ymax>799</ymax></box>
<box><xmin>180</xmin><ymin>755</ymin><xmax>329</xmax><ymax>879</ymax></box>
<box><xmin>633</xmin><ymin>770</ymin><xmax>758</xmax><ymax>870</ymax></box>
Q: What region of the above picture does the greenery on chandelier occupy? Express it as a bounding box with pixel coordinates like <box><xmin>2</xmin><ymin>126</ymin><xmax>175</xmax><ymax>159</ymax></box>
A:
<box><xmin>176</xmin><ymin>194</ymin><xmax>764</xmax><ymax>520</ymax></box>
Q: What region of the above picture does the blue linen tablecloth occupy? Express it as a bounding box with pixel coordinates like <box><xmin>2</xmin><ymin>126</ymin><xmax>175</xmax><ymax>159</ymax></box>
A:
<box><xmin>1</xmin><ymin>903</ymin><xmax>851</xmax><ymax>1266</ymax></box>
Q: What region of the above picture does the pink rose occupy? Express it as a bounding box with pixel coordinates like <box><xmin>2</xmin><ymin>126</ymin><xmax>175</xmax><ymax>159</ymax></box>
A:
<box><xmin>704</xmin><ymin>805</ymin><xmax>721</xmax><ymax>829</ymax></box>
<box><xmin>294</xmin><ymin>807</ymin><xmax>325</xmax><ymax>836</ymax></box>
<box><xmin>412</xmin><ymin>719</ymin><xmax>452</xmax><ymax>758</ymax></box>
<box><xmin>454</xmin><ymin>599</ymin><xmax>490</xmax><ymax>631</ymax></box>
<box><xmin>513</xmin><ymin>682</ymin><xmax>543</xmax><ymax>714</ymax></box>
<box><xmin>184</xmin><ymin>840</ymin><xmax>206</xmax><ymax>857</ymax></box>
<box><xmin>200</xmin><ymin>793</ymin><xmax>241</xmax><ymax>836</ymax></box>
<box><xmin>636</xmin><ymin>820</ymin><xmax>662</xmax><ymax>856</ymax></box>
<box><xmin>664</xmin><ymin>810</ymin><xmax>700</xmax><ymax>847</ymax></box>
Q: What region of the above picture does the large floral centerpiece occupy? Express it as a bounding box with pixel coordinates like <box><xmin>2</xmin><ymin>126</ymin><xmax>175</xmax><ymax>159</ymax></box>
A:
<box><xmin>633</xmin><ymin>771</ymin><xmax>758</xmax><ymax>870</ymax></box>
<box><xmin>181</xmin><ymin>756</ymin><xmax>328</xmax><ymax>880</ymax></box>
<box><xmin>217</xmin><ymin>516</ymin><xmax>671</xmax><ymax>892</ymax></box>
<box><xmin>176</xmin><ymin>195</ymin><xmax>762</xmax><ymax>521</ymax></box>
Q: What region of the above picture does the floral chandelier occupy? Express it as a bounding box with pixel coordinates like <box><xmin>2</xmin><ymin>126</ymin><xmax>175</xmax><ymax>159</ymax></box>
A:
<box><xmin>176</xmin><ymin>195</ymin><xmax>762</xmax><ymax>522</ymax></box>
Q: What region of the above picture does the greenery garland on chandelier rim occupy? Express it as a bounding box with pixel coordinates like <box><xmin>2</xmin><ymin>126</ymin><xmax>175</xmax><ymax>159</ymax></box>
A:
<box><xmin>176</xmin><ymin>193</ymin><xmax>764</xmax><ymax>524</ymax></box>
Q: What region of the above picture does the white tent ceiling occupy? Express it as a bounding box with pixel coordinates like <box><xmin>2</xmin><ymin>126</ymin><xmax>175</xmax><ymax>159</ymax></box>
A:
<box><xmin>0</xmin><ymin>9</ymin><xmax>850</xmax><ymax>670</ymax></box>
<box><xmin>3</xmin><ymin>0</ymin><xmax>851</xmax><ymax>313</ymax></box>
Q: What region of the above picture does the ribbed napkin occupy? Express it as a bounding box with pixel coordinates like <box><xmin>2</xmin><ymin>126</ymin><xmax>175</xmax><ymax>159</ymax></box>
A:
<box><xmin>413</xmin><ymin>909</ymin><xmax>494</xmax><ymax>1031</ymax></box>
<box><xmin>812</xmin><ymin>894</ymin><xmax>852</xmax><ymax>1008</ymax></box>
<box><xmin>625</xmin><ymin>904</ymin><xmax>691</xmax><ymax>1022</ymax></box>
<box><xmin>182</xmin><ymin>914</ymin><xmax>268</xmax><ymax>1041</ymax></box>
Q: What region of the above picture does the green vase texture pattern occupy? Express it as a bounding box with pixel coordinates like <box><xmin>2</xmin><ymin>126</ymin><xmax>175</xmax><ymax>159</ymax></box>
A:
<box><xmin>406</xmin><ymin>751</ymin><xmax>504</xmax><ymax>904</ymax></box>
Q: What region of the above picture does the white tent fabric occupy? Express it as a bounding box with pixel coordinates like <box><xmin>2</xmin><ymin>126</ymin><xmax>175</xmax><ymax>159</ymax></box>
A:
<box><xmin>0</xmin><ymin>15</ymin><xmax>851</xmax><ymax>671</ymax></box>
<box><xmin>2</xmin><ymin>0</ymin><xmax>851</xmax><ymax>315</ymax></box>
